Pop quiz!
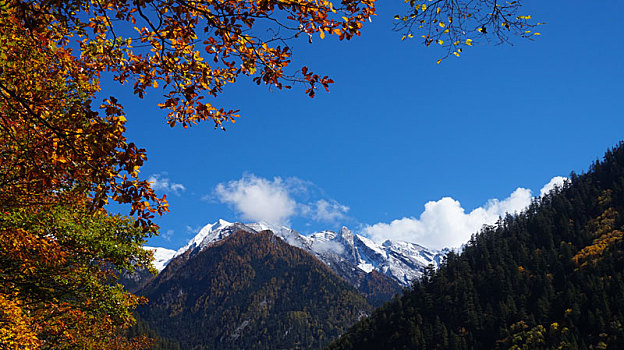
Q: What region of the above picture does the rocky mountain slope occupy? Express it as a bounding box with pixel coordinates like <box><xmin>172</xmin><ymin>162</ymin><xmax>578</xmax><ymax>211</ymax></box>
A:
<box><xmin>130</xmin><ymin>203</ymin><xmax>448</xmax><ymax>347</ymax></box>
<box><xmin>136</xmin><ymin>229</ymin><xmax>372</xmax><ymax>350</ymax></box>
<box><xmin>152</xmin><ymin>220</ymin><xmax>445</xmax><ymax>289</ymax></box>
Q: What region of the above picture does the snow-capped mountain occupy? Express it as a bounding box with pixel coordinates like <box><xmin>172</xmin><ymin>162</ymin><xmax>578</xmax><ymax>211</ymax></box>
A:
<box><xmin>173</xmin><ymin>219</ymin><xmax>256</xmax><ymax>257</ymax></box>
<box><xmin>143</xmin><ymin>246</ymin><xmax>177</xmax><ymax>272</ymax></box>
<box><xmin>303</xmin><ymin>226</ymin><xmax>446</xmax><ymax>286</ymax></box>
<box><xmin>153</xmin><ymin>220</ymin><xmax>445</xmax><ymax>287</ymax></box>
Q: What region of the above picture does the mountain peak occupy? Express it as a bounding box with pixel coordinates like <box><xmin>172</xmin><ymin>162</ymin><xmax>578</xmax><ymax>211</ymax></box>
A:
<box><xmin>158</xmin><ymin>219</ymin><xmax>444</xmax><ymax>287</ymax></box>
<box><xmin>216</xmin><ymin>218</ymin><xmax>232</xmax><ymax>228</ymax></box>
<box><xmin>174</xmin><ymin>219</ymin><xmax>238</xmax><ymax>257</ymax></box>
<box><xmin>339</xmin><ymin>226</ymin><xmax>355</xmax><ymax>245</ymax></box>
<box><xmin>138</xmin><ymin>228</ymin><xmax>372</xmax><ymax>350</ymax></box>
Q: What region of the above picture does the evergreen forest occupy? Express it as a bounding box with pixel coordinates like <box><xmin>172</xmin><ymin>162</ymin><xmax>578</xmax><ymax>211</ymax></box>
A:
<box><xmin>327</xmin><ymin>142</ymin><xmax>624</xmax><ymax>349</ymax></box>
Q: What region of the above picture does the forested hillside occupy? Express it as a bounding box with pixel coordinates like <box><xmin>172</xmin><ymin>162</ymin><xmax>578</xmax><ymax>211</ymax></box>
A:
<box><xmin>137</xmin><ymin>230</ymin><xmax>372</xmax><ymax>349</ymax></box>
<box><xmin>328</xmin><ymin>142</ymin><xmax>624</xmax><ymax>350</ymax></box>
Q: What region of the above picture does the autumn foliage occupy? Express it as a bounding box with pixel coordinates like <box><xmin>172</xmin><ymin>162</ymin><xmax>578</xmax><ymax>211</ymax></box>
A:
<box><xmin>0</xmin><ymin>0</ymin><xmax>377</xmax><ymax>346</ymax></box>
<box><xmin>393</xmin><ymin>0</ymin><xmax>541</xmax><ymax>62</ymax></box>
<box><xmin>0</xmin><ymin>207</ymin><xmax>155</xmax><ymax>349</ymax></box>
<box><xmin>4</xmin><ymin>0</ymin><xmax>375</xmax><ymax>131</ymax></box>
<box><xmin>573</xmin><ymin>206</ymin><xmax>624</xmax><ymax>268</ymax></box>
<box><xmin>0</xmin><ymin>1</ymin><xmax>162</xmax><ymax>347</ymax></box>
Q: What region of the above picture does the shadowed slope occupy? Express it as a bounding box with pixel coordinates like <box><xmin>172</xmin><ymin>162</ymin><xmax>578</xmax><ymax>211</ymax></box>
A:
<box><xmin>328</xmin><ymin>143</ymin><xmax>624</xmax><ymax>350</ymax></box>
<box><xmin>138</xmin><ymin>230</ymin><xmax>372</xmax><ymax>349</ymax></box>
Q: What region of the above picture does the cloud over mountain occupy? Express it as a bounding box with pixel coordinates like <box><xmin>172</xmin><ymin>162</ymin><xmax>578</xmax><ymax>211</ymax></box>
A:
<box><xmin>215</xmin><ymin>175</ymin><xmax>297</xmax><ymax>225</ymax></box>
<box><xmin>214</xmin><ymin>174</ymin><xmax>349</xmax><ymax>225</ymax></box>
<box><xmin>363</xmin><ymin>177</ymin><xmax>567</xmax><ymax>250</ymax></box>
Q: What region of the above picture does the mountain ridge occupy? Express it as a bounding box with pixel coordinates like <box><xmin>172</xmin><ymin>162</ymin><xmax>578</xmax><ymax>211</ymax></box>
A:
<box><xmin>149</xmin><ymin>220</ymin><xmax>445</xmax><ymax>289</ymax></box>
<box><xmin>136</xmin><ymin>229</ymin><xmax>373</xmax><ymax>350</ymax></box>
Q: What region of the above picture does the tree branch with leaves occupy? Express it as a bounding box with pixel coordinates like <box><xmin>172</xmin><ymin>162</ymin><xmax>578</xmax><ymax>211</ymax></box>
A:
<box><xmin>394</xmin><ymin>0</ymin><xmax>542</xmax><ymax>62</ymax></box>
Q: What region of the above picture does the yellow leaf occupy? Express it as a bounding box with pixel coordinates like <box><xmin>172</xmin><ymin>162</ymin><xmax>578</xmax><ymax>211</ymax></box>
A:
<box><xmin>436</xmin><ymin>59</ymin><xmax>442</xmax><ymax>64</ymax></box>
<box><xmin>421</xmin><ymin>4</ymin><xmax>427</xmax><ymax>11</ymax></box>
<box><xmin>320</xmin><ymin>30</ymin><xmax>325</xmax><ymax>39</ymax></box>
<box><xmin>465</xmin><ymin>39</ymin><xmax>473</xmax><ymax>46</ymax></box>
<box><xmin>437</xmin><ymin>39</ymin><xmax>443</xmax><ymax>45</ymax></box>
<box><xmin>453</xmin><ymin>52</ymin><xmax>460</xmax><ymax>57</ymax></box>
<box><xmin>439</xmin><ymin>22</ymin><xmax>445</xmax><ymax>28</ymax></box>
<box><xmin>436</xmin><ymin>7</ymin><xmax>440</xmax><ymax>14</ymax></box>
<box><xmin>534</xmin><ymin>32</ymin><xmax>541</xmax><ymax>35</ymax></box>
<box><xmin>119</xmin><ymin>115</ymin><xmax>127</xmax><ymax>123</ymax></box>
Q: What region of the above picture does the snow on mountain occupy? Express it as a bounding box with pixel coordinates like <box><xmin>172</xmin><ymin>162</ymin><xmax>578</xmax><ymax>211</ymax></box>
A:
<box><xmin>246</xmin><ymin>222</ymin><xmax>311</xmax><ymax>250</ymax></box>
<box><xmin>173</xmin><ymin>219</ymin><xmax>259</xmax><ymax>259</ymax></box>
<box><xmin>306</xmin><ymin>227</ymin><xmax>446</xmax><ymax>286</ymax></box>
<box><xmin>174</xmin><ymin>219</ymin><xmax>232</xmax><ymax>256</ymax></box>
<box><xmin>144</xmin><ymin>246</ymin><xmax>177</xmax><ymax>272</ymax></box>
<box><xmin>153</xmin><ymin>220</ymin><xmax>446</xmax><ymax>287</ymax></box>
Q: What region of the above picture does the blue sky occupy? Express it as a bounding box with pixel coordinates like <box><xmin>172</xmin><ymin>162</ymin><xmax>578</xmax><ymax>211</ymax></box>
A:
<box><xmin>107</xmin><ymin>0</ymin><xmax>624</xmax><ymax>250</ymax></box>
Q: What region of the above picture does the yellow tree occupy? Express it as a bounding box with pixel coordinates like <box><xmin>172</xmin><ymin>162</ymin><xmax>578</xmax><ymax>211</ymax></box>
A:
<box><xmin>0</xmin><ymin>3</ymin><xmax>161</xmax><ymax>347</ymax></box>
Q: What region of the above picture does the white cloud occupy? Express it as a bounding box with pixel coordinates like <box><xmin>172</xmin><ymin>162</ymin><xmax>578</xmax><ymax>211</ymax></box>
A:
<box><xmin>539</xmin><ymin>176</ymin><xmax>567</xmax><ymax>197</ymax></box>
<box><xmin>213</xmin><ymin>174</ymin><xmax>349</xmax><ymax>225</ymax></box>
<box><xmin>215</xmin><ymin>175</ymin><xmax>297</xmax><ymax>225</ymax></box>
<box><xmin>311</xmin><ymin>239</ymin><xmax>345</xmax><ymax>255</ymax></box>
<box><xmin>148</xmin><ymin>173</ymin><xmax>186</xmax><ymax>195</ymax></box>
<box><xmin>363</xmin><ymin>177</ymin><xmax>568</xmax><ymax>250</ymax></box>
<box><xmin>303</xmin><ymin>199</ymin><xmax>350</xmax><ymax>223</ymax></box>
<box><xmin>161</xmin><ymin>229</ymin><xmax>174</xmax><ymax>241</ymax></box>
<box><xmin>185</xmin><ymin>225</ymin><xmax>203</xmax><ymax>236</ymax></box>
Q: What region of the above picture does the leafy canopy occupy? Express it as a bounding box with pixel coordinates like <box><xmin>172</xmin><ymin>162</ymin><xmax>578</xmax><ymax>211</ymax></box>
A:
<box><xmin>9</xmin><ymin>0</ymin><xmax>376</xmax><ymax>131</ymax></box>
